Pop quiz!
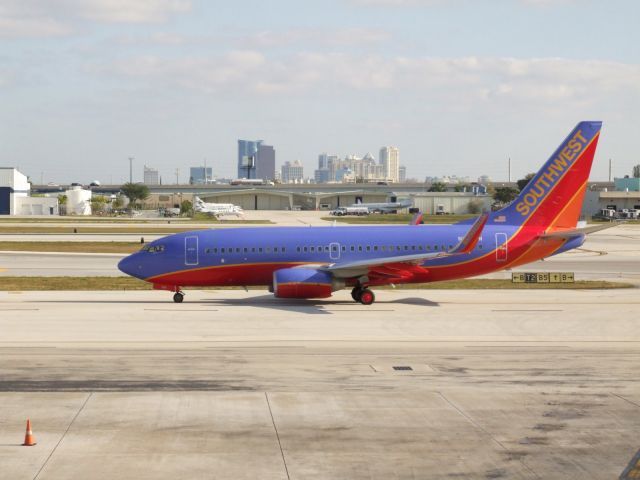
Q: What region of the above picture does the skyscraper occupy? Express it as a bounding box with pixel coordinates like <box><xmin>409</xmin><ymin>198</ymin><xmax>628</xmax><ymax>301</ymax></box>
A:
<box><xmin>281</xmin><ymin>160</ymin><xmax>304</xmax><ymax>183</ymax></box>
<box><xmin>399</xmin><ymin>165</ymin><xmax>406</xmax><ymax>183</ymax></box>
<box><xmin>380</xmin><ymin>146</ymin><xmax>400</xmax><ymax>183</ymax></box>
<box><xmin>237</xmin><ymin>140</ymin><xmax>275</xmax><ymax>180</ymax></box>
<box><xmin>143</xmin><ymin>165</ymin><xmax>159</xmax><ymax>185</ymax></box>
<box><xmin>190</xmin><ymin>167</ymin><xmax>212</xmax><ymax>184</ymax></box>
<box><xmin>256</xmin><ymin>144</ymin><xmax>276</xmax><ymax>181</ymax></box>
<box><xmin>237</xmin><ymin>139</ymin><xmax>262</xmax><ymax>179</ymax></box>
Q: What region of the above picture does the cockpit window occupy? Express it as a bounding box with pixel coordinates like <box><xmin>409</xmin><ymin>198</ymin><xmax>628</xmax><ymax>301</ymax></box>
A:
<box><xmin>142</xmin><ymin>244</ymin><xmax>165</xmax><ymax>253</ymax></box>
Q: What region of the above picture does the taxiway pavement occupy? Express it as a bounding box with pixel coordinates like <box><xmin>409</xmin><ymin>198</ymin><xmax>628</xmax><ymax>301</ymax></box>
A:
<box><xmin>1</xmin><ymin>288</ymin><xmax>639</xmax><ymax>479</ymax></box>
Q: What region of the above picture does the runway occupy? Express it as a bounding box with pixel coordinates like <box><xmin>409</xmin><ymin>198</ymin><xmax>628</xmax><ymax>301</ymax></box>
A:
<box><xmin>1</xmin><ymin>288</ymin><xmax>640</xmax><ymax>479</ymax></box>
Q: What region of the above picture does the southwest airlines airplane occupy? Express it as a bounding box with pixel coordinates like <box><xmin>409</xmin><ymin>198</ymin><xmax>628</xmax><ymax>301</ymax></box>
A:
<box><xmin>119</xmin><ymin>121</ymin><xmax>606</xmax><ymax>304</ymax></box>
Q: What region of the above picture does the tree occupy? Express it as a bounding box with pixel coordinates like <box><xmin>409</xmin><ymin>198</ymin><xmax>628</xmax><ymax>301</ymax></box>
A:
<box><xmin>180</xmin><ymin>200</ymin><xmax>193</xmax><ymax>216</ymax></box>
<box><xmin>454</xmin><ymin>183</ymin><xmax>471</xmax><ymax>192</ymax></box>
<box><xmin>57</xmin><ymin>194</ymin><xmax>67</xmax><ymax>205</ymax></box>
<box><xmin>493</xmin><ymin>187</ymin><xmax>519</xmax><ymax>204</ymax></box>
<box><xmin>467</xmin><ymin>199</ymin><xmax>484</xmax><ymax>214</ymax></box>
<box><xmin>633</xmin><ymin>164</ymin><xmax>640</xmax><ymax>178</ymax></box>
<box><xmin>428</xmin><ymin>182</ymin><xmax>447</xmax><ymax>192</ymax></box>
<box><xmin>517</xmin><ymin>173</ymin><xmax>536</xmax><ymax>192</ymax></box>
<box><xmin>113</xmin><ymin>195</ymin><xmax>125</xmax><ymax>210</ymax></box>
<box><xmin>121</xmin><ymin>183</ymin><xmax>150</xmax><ymax>209</ymax></box>
<box><xmin>90</xmin><ymin>195</ymin><xmax>108</xmax><ymax>214</ymax></box>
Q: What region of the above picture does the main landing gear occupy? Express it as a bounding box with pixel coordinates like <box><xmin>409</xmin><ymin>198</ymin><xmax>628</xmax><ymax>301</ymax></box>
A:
<box><xmin>173</xmin><ymin>291</ymin><xmax>185</xmax><ymax>303</ymax></box>
<box><xmin>351</xmin><ymin>287</ymin><xmax>375</xmax><ymax>305</ymax></box>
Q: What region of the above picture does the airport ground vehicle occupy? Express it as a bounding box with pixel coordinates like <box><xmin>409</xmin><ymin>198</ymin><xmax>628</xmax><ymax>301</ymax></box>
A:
<box><xmin>119</xmin><ymin>122</ymin><xmax>609</xmax><ymax>305</ymax></box>
<box><xmin>330</xmin><ymin>206</ymin><xmax>369</xmax><ymax>216</ymax></box>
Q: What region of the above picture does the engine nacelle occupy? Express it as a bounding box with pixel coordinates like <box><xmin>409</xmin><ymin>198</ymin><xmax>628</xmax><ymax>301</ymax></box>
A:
<box><xmin>273</xmin><ymin>268</ymin><xmax>342</xmax><ymax>299</ymax></box>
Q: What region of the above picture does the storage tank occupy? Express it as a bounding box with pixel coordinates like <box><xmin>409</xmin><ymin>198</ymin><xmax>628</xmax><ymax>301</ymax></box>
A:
<box><xmin>66</xmin><ymin>186</ymin><xmax>92</xmax><ymax>215</ymax></box>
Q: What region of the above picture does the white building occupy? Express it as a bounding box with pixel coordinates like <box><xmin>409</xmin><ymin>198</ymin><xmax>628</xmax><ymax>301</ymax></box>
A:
<box><xmin>143</xmin><ymin>165</ymin><xmax>160</xmax><ymax>185</ymax></box>
<box><xmin>0</xmin><ymin>167</ymin><xmax>59</xmax><ymax>215</ymax></box>
<box><xmin>380</xmin><ymin>146</ymin><xmax>400</xmax><ymax>183</ymax></box>
<box><xmin>66</xmin><ymin>186</ymin><xmax>92</xmax><ymax>215</ymax></box>
<box><xmin>281</xmin><ymin>160</ymin><xmax>304</xmax><ymax>183</ymax></box>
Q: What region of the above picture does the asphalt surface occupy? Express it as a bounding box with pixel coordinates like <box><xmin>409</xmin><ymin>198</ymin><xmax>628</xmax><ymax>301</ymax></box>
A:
<box><xmin>1</xmin><ymin>288</ymin><xmax>639</xmax><ymax>479</ymax></box>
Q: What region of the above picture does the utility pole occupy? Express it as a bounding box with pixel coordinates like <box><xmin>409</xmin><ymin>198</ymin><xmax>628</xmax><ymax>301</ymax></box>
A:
<box><xmin>128</xmin><ymin>156</ymin><xmax>134</xmax><ymax>183</ymax></box>
<box><xmin>508</xmin><ymin>157</ymin><xmax>511</xmax><ymax>183</ymax></box>
<box><xmin>175</xmin><ymin>168</ymin><xmax>179</xmax><ymax>185</ymax></box>
<box><xmin>608</xmin><ymin>158</ymin><xmax>612</xmax><ymax>182</ymax></box>
<box><xmin>203</xmin><ymin>158</ymin><xmax>207</xmax><ymax>184</ymax></box>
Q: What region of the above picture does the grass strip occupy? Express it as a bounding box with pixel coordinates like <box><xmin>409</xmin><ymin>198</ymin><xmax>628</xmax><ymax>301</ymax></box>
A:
<box><xmin>0</xmin><ymin>277</ymin><xmax>631</xmax><ymax>291</ymax></box>
<box><xmin>0</xmin><ymin>242</ymin><xmax>141</xmax><ymax>254</ymax></box>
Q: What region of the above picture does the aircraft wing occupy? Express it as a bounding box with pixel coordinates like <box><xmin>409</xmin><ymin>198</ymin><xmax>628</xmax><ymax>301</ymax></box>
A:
<box><xmin>540</xmin><ymin>222</ymin><xmax>622</xmax><ymax>240</ymax></box>
<box><xmin>323</xmin><ymin>213</ymin><xmax>488</xmax><ymax>278</ymax></box>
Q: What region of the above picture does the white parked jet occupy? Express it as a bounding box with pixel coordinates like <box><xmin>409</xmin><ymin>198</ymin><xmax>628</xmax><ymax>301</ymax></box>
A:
<box><xmin>194</xmin><ymin>197</ymin><xmax>244</xmax><ymax>218</ymax></box>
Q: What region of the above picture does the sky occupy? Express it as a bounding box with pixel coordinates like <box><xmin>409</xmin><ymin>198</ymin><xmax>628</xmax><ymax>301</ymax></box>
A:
<box><xmin>1</xmin><ymin>0</ymin><xmax>639</xmax><ymax>184</ymax></box>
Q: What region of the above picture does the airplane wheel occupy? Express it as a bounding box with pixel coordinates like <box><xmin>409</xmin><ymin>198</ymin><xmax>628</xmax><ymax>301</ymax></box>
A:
<box><xmin>351</xmin><ymin>287</ymin><xmax>362</xmax><ymax>302</ymax></box>
<box><xmin>173</xmin><ymin>292</ymin><xmax>184</xmax><ymax>303</ymax></box>
<box><xmin>359</xmin><ymin>289</ymin><xmax>375</xmax><ymax>305</ymax></box>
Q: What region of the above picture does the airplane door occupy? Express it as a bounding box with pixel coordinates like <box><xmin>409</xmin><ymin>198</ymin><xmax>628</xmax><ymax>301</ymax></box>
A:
<box><xmin>329</xmin><ymin>242</ymin><xmax>341</xmax><ymax>261</ymax></box>
<box><xmin>495</xmin><ymin>233</ymin><xmax>507</xmax><ymax>262</ymax></box>
<box><xmin>185</xmin><ymin>236</ymin><xmax>199</xmax><ymax>266</ymax></box>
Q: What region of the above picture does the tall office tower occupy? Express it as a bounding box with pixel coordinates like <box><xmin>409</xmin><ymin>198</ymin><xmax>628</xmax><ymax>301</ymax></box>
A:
<box><xmin>399</xmin><ymin>165</ymin><xmax>406</xmax><ymax>183</ymax></box>
<box><xmin>318</xmin><ymin>153</ymin><xmax>329</xmax><ymax>170</ymax></box>
<box><xmin>380</xmin><ymin>146</ymin><xmax>400</xmax><ymax>183</ymax></box>
<box><xmin>256</xmin><ymin>144</ymin><xmax>276</xmax><ymax>181</ymax></box>
<box><xmin>189</xmin><ymin>167</ymin><xmax>212</xmax><ymax>184</ymax></box>
<box><xmin>237</xmin><ymin>139</ymin><xmax>263</xmax><ymax>179</ymax></box>
<box><xmin>143</xmin><ymin>165</ymin><xmax>159</xmax><ymax>185</ymax></box>
<box><xmin>281</xmin><ymin>160</ymin><xmax>304</xmax><ymax>183</ymax></box>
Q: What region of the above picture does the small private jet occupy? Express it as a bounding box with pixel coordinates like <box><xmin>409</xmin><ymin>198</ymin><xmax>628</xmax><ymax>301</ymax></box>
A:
<box><xmin>193</xmin><ymin>197</ymin><xmax>243</xmax><ymax>218</ymax></box>
<box><xmin>119</xmin><ymin>121</ymin><xmax>608</xmax><ymax>304</ymax></box>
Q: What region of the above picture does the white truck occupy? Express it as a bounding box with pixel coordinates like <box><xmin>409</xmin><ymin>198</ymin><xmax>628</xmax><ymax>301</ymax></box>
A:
<box><xmin>330</xmin><ymin>206</ymin><xmax>370</xmax><ymax>216</ymax></box>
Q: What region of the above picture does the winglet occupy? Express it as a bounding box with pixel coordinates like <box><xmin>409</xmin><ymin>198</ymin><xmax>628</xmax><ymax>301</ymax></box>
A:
<box><xmin>449</xmin><ymin>213</ymin><xmax>488</xmax><ymax>254</ymax></box>
<box><xmin>409</xmin><ymin>213</ymin><xmax>423</xmax><ymax>225</ymax></box>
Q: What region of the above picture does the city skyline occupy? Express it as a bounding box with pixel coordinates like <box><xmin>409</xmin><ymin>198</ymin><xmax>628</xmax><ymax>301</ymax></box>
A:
<box><xmin>2</xmin><ymin>1</ymin><xmax>639</xmax><ymax>184</ymax></box>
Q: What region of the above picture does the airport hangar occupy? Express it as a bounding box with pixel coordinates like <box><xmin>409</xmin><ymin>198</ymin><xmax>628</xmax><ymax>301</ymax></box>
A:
<box><xmin>84</xmin><ymin>183</ymin><xmax>494</xmax><ymax>214</ymax></box>
<box><xmin>31</xmin><ymin>180</ymin><xmax>629</xmax><ymax>216</ymax></box>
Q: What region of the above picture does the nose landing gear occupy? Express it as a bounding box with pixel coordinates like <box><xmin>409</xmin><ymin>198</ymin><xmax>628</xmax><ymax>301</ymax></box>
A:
<box><xmin>351</xmin><ymin>287</ymin><xmax>375</xmax><ymax>305</ymax></box>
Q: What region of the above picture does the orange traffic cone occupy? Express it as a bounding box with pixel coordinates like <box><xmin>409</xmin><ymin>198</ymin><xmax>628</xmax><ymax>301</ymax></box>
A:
<box><xmin>23</xmin><ymin>419</ymin><xmax>36</xmax><ymax>446</ymax></box>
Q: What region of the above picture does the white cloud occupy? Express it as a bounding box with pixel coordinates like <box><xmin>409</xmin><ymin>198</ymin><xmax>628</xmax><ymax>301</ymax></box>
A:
<box><xmin>0</xmin><ymin>0</ymin><xmax>191</xmax><ymax>38</ymax></box>
<box><xmin>239</xmin><ymin>28</ymin><xmax>392</xmax><ymax>49</ymax></box>
<box><xmin>97</xmin><ymin>53</ymin><xmax>640</xmax><ymax>112</ymax></box>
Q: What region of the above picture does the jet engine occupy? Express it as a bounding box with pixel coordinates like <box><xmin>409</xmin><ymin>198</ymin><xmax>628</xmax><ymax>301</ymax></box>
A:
<box><xmin>272</xmin><ymin>268</ymin><xmax>343</xmax><ymax>299</ymax></box>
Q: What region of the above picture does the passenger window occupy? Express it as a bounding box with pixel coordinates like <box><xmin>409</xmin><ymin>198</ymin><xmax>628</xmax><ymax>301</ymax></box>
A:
<box><xmin>418</xmin><ymin>245</ymin><xmax>423</xmax><ymax>251</ymax></box>
<box><xmin>274</xmin><ymin>247</ymin><xmax>278</xmax><ymax>253</ymax></box>
<box><xmin>303</xmin><ymin>246</ymin><xmax>308</xmax><ymax>252</ymax></box>
<box><xmin>236</xmin><ymin>248</ymin><xmax>241</xmax><ymax>253</ymax></box>
<box><xmin>434</xmin><ymin>245</ymin><xmax>438</xmax><ymax>250</ymax></box>
<box><xmin>389</xmin><ymin>246</ymin><xmax>394</xmax><ymax>251</ymax></box>
<box><xmin>243</xmin><ymin>247</ymin><xmax>248</xmax><ymax>253</ymax></box>
<box><xmin>251</xmin><ymin>247</ymin><xmax>256</xmax><ymax>253</ymax></box>
<box><xmin>213</xmin><ymin>248</ymin><xmax>218</xmax><ymax>253</ymax></box>
<box><xmin>259</xmin><ymin>247</ymin><xmax>263</xmax><ymax>253</ymax></box>
<box><xmin>374</xmin><ymin>246</ymin><xmax>378</xmax><ymax>251</ymax></box>
<box><xmin>478</xmin><ymin>245</ymin><xmax>483</xmax><ymax>250</ymax></box>
<box><xmin>350</xmin><ymin>246</ymin><xmax>355</xmax><ymax>252</ymax></box>
<box><xmin>411</xmin><ymin>246</ymin><xmax>416</xmax><ymax>251</ymax></box>
<box><xmin>310</xmin><ymin>246</ymin><xmax>315</xmax><ymax>252</ymax></box>
<box><xmin>266</xmin><ymin>247</ymin><xmax>271</xmax><ymax>253</ymax></box>
<box><xmin>221</xmin><ymin>248</ymin><xmax>225</xmax><ymax>253</ymax></box>
<box><xmin>426</xmin><ymin>245</ymin><xmax>430</xmax><ymax>250</ymax></box>
<box><xmin>282</xmin><ymin>247</ymin><xmax>286</xmax><ymax>253</ymax></box>
<box><xmin>341</xmin><ymin>246</ymin><xmax>346</xmax><ymax>252</ymax></box>
<box><xmin>366</xmin><ymin>246</ymin><xmax>371</xmax><ymax>252</ymax></box>
<box><xmin>404</xmin><ymin>246</ymin><xmax>409</xmax><ymax>251</ymax></box>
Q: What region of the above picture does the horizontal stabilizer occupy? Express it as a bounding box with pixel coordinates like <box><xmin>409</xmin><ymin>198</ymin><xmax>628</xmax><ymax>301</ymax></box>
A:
<box><xmin>540</xmin><ymin>222</ymin><xmax>622</xmax><ymax>240</ymax></box>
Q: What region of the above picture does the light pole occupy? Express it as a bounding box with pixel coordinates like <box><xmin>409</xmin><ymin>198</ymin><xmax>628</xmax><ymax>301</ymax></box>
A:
<box><xmin>129</xmin><ymin>156</ymin><xmax>134</xmax><ymax>183</ymax></box>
